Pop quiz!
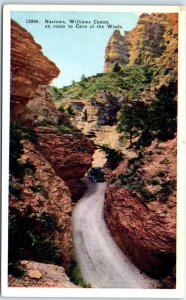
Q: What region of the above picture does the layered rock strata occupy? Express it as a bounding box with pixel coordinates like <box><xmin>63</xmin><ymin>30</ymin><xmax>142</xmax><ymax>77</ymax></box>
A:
<box><xmin>9</xmin><ymin>19</ymin><xmax>95</xmax><ymax>286</ymax></box>
<box><xmin>35</xmin><ymin>126</ymin><xmax>95</xmax><ymax>201</ymax></box>
<box><xmin>11</xmin><ymin>20</ymin><xmax>60</xmax><ymax>120</ymax></box>
<box><xmin>104</xmin><ymin>138</ymin><xmax>176</xmax><ymax>287</ymax></box>
<box><xmin>104</xmin><ymin>13</ymin><xmax>178</xmax><ymax>73</ymax></box>
<box><xmin>10</xmin><ymin>140</ymin><xmax>73</xmax><ymax>271</ymax></box>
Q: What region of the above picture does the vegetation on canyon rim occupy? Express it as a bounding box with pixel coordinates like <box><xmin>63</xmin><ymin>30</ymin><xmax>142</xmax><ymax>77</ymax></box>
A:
<box><xmin>50</xmin><ymin>61</ymin><xmax>177</xmax><ymax>149</ymax></box>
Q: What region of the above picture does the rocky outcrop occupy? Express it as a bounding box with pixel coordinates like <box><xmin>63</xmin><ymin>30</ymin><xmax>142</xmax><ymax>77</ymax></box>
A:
<box><xmin>11</xmin><ymin>20</ymin><xmax>60</xmax><ymax>120</ymax></box>
<box><xmin>35</xmin><ymin>126</ymin><xmax>95</xmax><ymax>201</ymax></box>
<box><xmin>10</xmin><ymin>140</ymin><xmax>73</xmax><ymax>271</ymax></box>
<box><xmin>61</xmin><ymin>91</ymin><xmax>120</xmax><ymax>131</ymax></box>
<box><xmin>104</xmin><ymin>13</ymin><xmax>178</xmax><ymax>73</ymax></box>
<box><xmin>104</xmin><ymin>138</ymin><xmax>176</xmax><ymax>287</ymax></box>
<box><xmin>57</xmin><ymin>91</ymin><xmax>123</xmax><ymax>167</ymax></box>
<box><xmin>24</xmin><ymin>85</ymin><xmax>59</xmax><ymax>126</ymax></box>
<box><xmin>104</xmin><ymin>30</ymin><xmax>130</xmax><ymax>72</ymax></box>
<box><xmin>22</xmin><ymin>83</ymin><xmax>96</xmax><ymax>201</ymax></box>
<box><xmin>9</xmin><ymin>261</ymin><xmax>78</xmax><ymax>288</ymax></box>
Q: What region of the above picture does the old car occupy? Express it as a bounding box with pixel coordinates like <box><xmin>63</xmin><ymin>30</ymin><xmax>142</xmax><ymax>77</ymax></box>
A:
<box><xmin>87</xmin><ymin>167</ymin><xmax>105</xmax><ymax>183</ymax></box>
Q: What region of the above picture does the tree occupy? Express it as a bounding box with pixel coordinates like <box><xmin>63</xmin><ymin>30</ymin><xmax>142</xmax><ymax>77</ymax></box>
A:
<box><xmin>81</xmin><ymin>74</ymin><xmax>87</xmax><ymax>81</ymax></box>
<box><xmin>150</xmin><ymin>82</ymin><xmax>177</xmax><ymax>141</ymax></box>
<box><xmin>97</xmin><ymin>144</ymin><xmax>123</xmax><ymax>170</ymax></box>
<box><xmin>113</xmin><ymin>63</ymin><xmax>121</xmax><ymax>73</ymax></box>
<box><xmin>117</xmin><ymin>99</ymin><xmax>149</xmax><ymax>146</ymax></box>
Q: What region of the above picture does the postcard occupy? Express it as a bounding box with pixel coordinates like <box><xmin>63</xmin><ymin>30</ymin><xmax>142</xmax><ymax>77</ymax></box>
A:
<box><xmin>1</xmin><ymin>4</ymin><xmax>186</xmax><ymax>298</ymax></box>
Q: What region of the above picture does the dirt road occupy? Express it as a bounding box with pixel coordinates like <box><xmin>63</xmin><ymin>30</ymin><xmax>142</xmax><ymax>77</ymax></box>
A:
<box><xmin>72</xmin><ymin>178</ymin><xmax>160</xmax><ymax>288</ymax></box>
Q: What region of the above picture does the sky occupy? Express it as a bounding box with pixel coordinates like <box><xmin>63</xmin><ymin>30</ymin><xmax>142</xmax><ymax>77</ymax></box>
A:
<box><xmin>11</xmin><ymin>11</ymin><xmax>139</xmax><ymax>87</ymax></box>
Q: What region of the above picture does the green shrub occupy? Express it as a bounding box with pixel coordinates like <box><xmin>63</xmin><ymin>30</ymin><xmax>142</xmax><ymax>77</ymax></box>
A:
<box><xmin>9</xmin><ymin>179</ymin><xmax>21</xmax><ymax>198</ymax></box>
<box><xmin>48</xmin><ymin>85</ymin><xmax>63</xmax><ymax>101</ymax></box>
<box><xmin>67</xmin><ymin>105</ymin><xmax>75</xmax><ymax>116</ymax></box>
<box><xmin>9</xmin><ymin>123</ymin><xmax>37</xmax><ymax>182</ymax></box>
<box><xmin>58</xmin><ymin>124</ymin><xmax>77</xmax><ymax>134</ymax></box>
<box><xmin>21</xmin><ymin>127</ymin><xmax>38</xmax><ymax>144</ymax></box>
<box><xmin>8</xmin><ymin>210</ymin><xmax>60</xmax><ymax>265</ymax></box>
<box><xmin>58</xmin><ymin>105</ymin><xmax>65</xmax><ymax>112</ymax></box>
<box><xmin>31</xmin><ymin>184</ymin><xmax>48</xmax><ymax>199</ymax></box>
<box><xmin>39</xmin><ymin>119</ymin><xmax>53</xmax><ymax>126</ymax></box>
<box><xmin>70</xmin><ymin>262</ymin><xmax>92</xmax><ymax>288</ymax></box>
<box><xmin>159</xmin><ymin>180</ymin><xmax>176</xmax><ymax>202</ymax></box>
<box><xmin>8</xmin><ymin>262</ymin><xmax>25</xmax><ymax>278</ymax></box>
<box><xmin>113</xmin><ymin>63</ymin><xmax>121</xmax><ymax>73</ymax></box>
<box><xmin>98</xmin><ymin>144</ymin><xmax>123</xmax><ymax>170</ymax></box>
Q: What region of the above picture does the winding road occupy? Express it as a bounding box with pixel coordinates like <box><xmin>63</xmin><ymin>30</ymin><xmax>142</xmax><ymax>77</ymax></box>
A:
<box><xmin>72</xmin><ymin>178</ymin><xmax>160</xmax><ymax>288</ymax></box>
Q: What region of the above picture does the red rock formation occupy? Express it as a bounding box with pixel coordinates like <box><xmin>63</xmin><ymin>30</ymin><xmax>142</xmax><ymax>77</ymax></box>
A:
<box><xmin>104</xmin><ymin>138</ymin><xmax>176</xmax><ymax>287</ymax></box>
<box><xmin>22</xmin><ymin>83</ymin><xmax>96</xmax><ymax>201</ymax></box>
<box><xmin>11</xmin><ymin>20</ymin><xmax>60</xmax><ymax>120</ymax></box>
<box><xmin>9</xmin><ymin>20</ymin><xmax>96</xmax><ymax>285</ymax></box>
<box><xmin>10</xmin><ymin>140</ymin><xmax>73</xmax><ymax>271</ymax></box>
<box><xmin>35</xmin><ymin>126</ymin><xmax>96</xmax><ymax>201</ymax></box>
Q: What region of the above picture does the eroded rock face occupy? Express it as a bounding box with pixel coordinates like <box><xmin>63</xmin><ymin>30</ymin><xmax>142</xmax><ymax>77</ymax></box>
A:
<box><xmin>104</xmin><ymin>138</ymin><xmax>176</xmax><ymax>287</ymax></box>
<box><xmin>58</xmin><ymin>91</ymin><xmax>122</xmax><ymax>167</ymax></box>
<box><xmin>24</xmin><ymin>85</ymin><xmax>59</xmax><ymax>126</ymax></box>
<box><xmin>10</xmin><ymin>140</ymin><xmax>73</xmax><ymax>271</ymax></box>
<box><xmin>9</xmin><ymin>20</ymin><xmax>96</xmax><ymax>286</ymax></box>
<box><xmin>19</xmin><ymin>81</ymin><xmax>96</xmax><ymax>201</ymax></box>
<box><xmin>104</xmin><ymin>13</ymin><xmax>178</xmax><ymax>73</ymax></box>
<box><xmin>11</xmin><ymin>20</ymin><xmax>60</xmax><ymax>120</ymax></box>
<box><xmin>104</xmin><ymin>30</ymin><xmax>130</xmax><ymax>72</ymax></box>
<box><xmin>61</xmin><ymin>91</ymin><xmax>120</xmax><ymax>132</ymax></box>
<box><xmin>35</xmin><ymin>126</ymin><xmax>95</xmax><ymax>201</ymax></box>
<box><xmin>9</xmin><ymin>261</ymin><xmax>78</xmax><ymax>288</ymax></box>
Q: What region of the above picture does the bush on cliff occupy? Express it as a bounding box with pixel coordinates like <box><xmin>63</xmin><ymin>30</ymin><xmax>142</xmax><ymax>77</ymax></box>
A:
<box><xmin>9</xmin><ymin>123</ymin><xmax>37</xmax><ymax>181</ymax></box>
<box><xmin>57</xmin><ymin>124</ymin><xmax>78</xmax><ymax>134</ymax></box>
<box><xmin>48</xmin><ymin>85</ymin><xmax>63</xmax><ymax>101</ymax></box>
<box><xmin>98</xmin><ymin>144</ymin><xmax>123</xmax><ymax>170</ymax></box>
<box><xmin>9</xmin><ymin>209</ymin><xmax>60</xmax><ymax>269</ymax></box>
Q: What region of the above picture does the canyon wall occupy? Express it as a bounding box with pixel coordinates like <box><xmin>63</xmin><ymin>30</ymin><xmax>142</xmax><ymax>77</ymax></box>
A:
<box><xmin>9</xmin><ymin>20</ymin><xmax>95</xmax><ymax>286</ymax></box>
<box><xmin>56</xmin><ymin>90</ymin><xmax>124</xmax><ymax>166</ymax></box>
<box><xmin>23</xmin><ymin>84</ymin><xmax>96</xmax><ymax>201</ymax></box>
<box><xmin>104</xmin><ymin>137</ymin><xmax>177</xmax><ymax>288</ymax></box>
<box><xmin>104</xmin><ymin>13</ymin><xmax>178</xmax><ymax>74</ymax></box>
<box><xmin>11</xmin><ymin>20</ymin><xmax>60</xmax><ymax>120</ymax></box>
<box><xmin>103</xmin><ymin>13</ymin><xmax>178</xmax><ymax>288</ymax></box>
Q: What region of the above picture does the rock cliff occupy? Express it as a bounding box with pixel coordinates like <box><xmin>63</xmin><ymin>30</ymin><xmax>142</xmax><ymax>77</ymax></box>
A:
<box><xmin>23</xmin><ymin>84</ymin><xmax>96</xmax><ymax>201</ymax></box>
<box><xmin>10</xmin><ymin>140</ymin><xmax>73</xmax><ymax>271</ymax></box>
<box><xmin>102</xmin><ymin>13</ymin><xmax>178</xmax><ymax>288</ymax></box>
<box><xmin>56</xmin><ymin>89</ymin><xmax>123</xmax><ymax>166</ymax></box>
<box><xmin>11</xmin><ymin>20</ymin><xmax>60</xmax><ymax>120</ymax></box>
<box><xmin>104</xmin><ymin>138</ymin><xmax>177</xmax><ymax>287</ymax></box>
<box><xmin>9</xmin><ymin>19</ymin><xmax>95</xmax><ymax>286</ymax></box>
<box><xmin>104</xmin><ymin>30</ymin><xmax>130</xmax><ymax>72</ymax></box>
<box><xmin>35</xmin><ymin>125</ymin><xmax>95</xmax><ymax>201</ymax></box>
<box><xmin>104</xmin><ymin>13</ymin><xmax>178</xmax><ymax>73</ymax></box>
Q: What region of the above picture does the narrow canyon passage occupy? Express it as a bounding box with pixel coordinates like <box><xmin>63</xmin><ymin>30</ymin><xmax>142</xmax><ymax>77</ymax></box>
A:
<box><xmin>72</xmin><ymin>178</ymin><xmax>160</xmax><ymax>288</ymax></box>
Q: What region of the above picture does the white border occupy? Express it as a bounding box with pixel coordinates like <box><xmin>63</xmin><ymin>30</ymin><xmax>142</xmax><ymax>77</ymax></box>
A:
<box><xmin>2</xmin><ymin>4</ymin><xmax>186</xmax><ymax>298</ymax></box>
